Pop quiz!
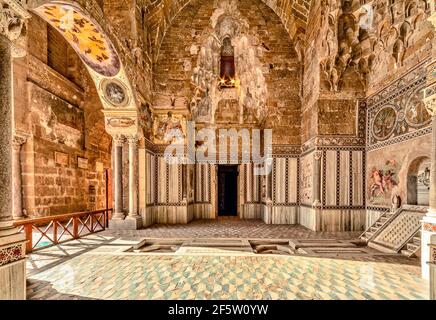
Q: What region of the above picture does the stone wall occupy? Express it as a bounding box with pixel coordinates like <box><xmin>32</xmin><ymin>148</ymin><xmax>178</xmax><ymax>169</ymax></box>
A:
<box><xmin>14</xmin><ymin>14</ymin><xmax>112</xmax><ymax>217</ymax></box>
<box><xmin>153</xmin><ymin>0</ymin><xmax>302</xmax><ymax>145</ymax></box>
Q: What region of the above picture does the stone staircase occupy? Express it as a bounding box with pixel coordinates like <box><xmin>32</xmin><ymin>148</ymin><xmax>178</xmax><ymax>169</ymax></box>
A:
<box><xmin>360</xmin><ymin>210</ymin><xmax>396</xmax><ymax>242</ymax></box>
<box><xmin>361</xmin><ymin>205</ymin><xmax>427</xmax><ymax>257</ymax></box>
<box><xmin>400</xmin><ymin>230</ymin><xmax>421</xmax><ymax>258</ymax></box>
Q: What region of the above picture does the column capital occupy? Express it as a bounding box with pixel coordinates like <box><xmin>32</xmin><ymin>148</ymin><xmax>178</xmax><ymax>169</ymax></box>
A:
<box><xmin>11</xmin><ymin>135</ymin><xmax>25</xmax><ymax>151</ymax></box>
<box><xmin>11</xmin><ymin>130</ymin><xmax>28</xmax><ymax>150</ymax></box>
<box><xmin>0</xmin><ymin>0</ymin><xmax>31</xmax><ymax>57</ymax></box>
<box><xmin>113</xmin><ymin>134</ymin><xmax>125</xmax><ymax>147</ymax></box>
<box><xmin>313</xmin><ymin>150</ymin><xmax>323</xmax><ymax>161</ymax></box>
<box><xmin>126</xmin><ymin>134</ymin><xmax>139</xmax><ymax>145</ymax></box>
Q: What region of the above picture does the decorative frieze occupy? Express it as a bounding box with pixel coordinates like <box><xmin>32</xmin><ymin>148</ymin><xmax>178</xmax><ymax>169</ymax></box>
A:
<box><xmin>0</xmin><ymin>242</ymin><xmax>24</xmax><ymax>267</ymax></box>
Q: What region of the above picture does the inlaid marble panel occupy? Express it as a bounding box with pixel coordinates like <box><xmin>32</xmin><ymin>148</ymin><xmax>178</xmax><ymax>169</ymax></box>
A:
<box><xmin>352</xmin><ymin>151</ymin><xmax>364</xmax><ymax>206</ymax></box>
<box><xmin>323</xmin><ymin>151</ymin><xmax>337</xmax><ymax>206</ymax></box>
<box><xmin>339</xmin><ymin>151</ymin><xmax>350</xmax><ymax>206</ymax></box>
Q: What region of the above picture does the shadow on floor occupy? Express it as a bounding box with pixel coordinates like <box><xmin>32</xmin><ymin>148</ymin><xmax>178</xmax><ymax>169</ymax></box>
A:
<box><xmin>27</xmin><ymin>279</ymin><xmax>96</xmax><ymax>300</ymax></box>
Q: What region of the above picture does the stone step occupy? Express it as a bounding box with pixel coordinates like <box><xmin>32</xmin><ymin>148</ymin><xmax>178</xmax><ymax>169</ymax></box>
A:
<box><xmin>370</xmin><ymin>226</ymin><xmax>378</xmax><ymax>233</ymax></box>
<box><xmin>365</xmin><ymin>231</ymin><xmax>374</xmax><ymax>239</ymax></box>
<box><xmin>401</xmin><ymin>249</ymin><xmax>413</xmax><ymax>257</ymax></box>
<box><xmin>413</xmin><ymin>236</ymin><xmax>421</xmax><ymax>245</ymax></box>
<box><xmin>407</xmin><ymin>243</ymin><xmax>419</xmax><ymax>252</ymax></box>
<box><xmin>375</xmin><ymin>221</ymin><xmax>383</xmax><ymax>227</ymax></box>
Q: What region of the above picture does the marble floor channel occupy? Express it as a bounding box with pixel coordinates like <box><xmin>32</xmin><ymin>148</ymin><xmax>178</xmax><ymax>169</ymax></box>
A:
<box><xmin>25</xmin><ymin>230</ymin><xmax>429</xmax><ymax>300</ymax></box>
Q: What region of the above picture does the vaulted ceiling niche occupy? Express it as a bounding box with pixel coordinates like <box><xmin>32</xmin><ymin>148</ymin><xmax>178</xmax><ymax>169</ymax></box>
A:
<box><xmin>152</xmin><ymin>0</ymin><xmax>302</xmax><ymax>145</ymax></box>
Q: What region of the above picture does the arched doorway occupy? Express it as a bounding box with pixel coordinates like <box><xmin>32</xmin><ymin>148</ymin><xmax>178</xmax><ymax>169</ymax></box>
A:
<box><xmin>407</xmin><ymin>157</ymin><xmax>431</xmax><ymax>206</ymax></box>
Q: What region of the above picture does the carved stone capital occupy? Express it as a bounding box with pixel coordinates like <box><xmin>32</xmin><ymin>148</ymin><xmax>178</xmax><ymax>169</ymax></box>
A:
<box><xmin>313</xmin><ymin>150</ymin><xmax>323</xmax><ymax>161</ymax></box>
<box><xmin>113</xmin><ymin>134</ymin><xmax>125</xmax><ymax>147</ymax></box>
<box><xmin>0</xmin><ymin>0</ymin><xmax>30</xmax><ymax>57</ymax></box>
<box><xmin>11</xmin><ymin>134</ymin><xmax>26</xmax><ymax>151</ymax></box>
<box><xmin>312</xmin><ymin>200</ymin><xmax>322</xmax><ymax>209</ymax></box>
<box><xmin>126</xmin><ymin>134</ymin><xmax>139</xmax><ymax>146</ymax></box>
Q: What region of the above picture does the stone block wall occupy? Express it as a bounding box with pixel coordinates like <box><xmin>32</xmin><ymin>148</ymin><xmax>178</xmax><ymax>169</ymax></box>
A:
<box><xmin>13</xmin><ymin>13</ymin><xmax>112</xmax><ymax>217</ymax></box>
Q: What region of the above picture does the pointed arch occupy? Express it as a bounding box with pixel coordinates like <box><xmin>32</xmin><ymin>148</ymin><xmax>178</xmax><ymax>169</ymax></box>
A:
<box><xmin>28</xmin><ymin>0</ymin><xmax>139</xmax><ymax>136</ymax></box>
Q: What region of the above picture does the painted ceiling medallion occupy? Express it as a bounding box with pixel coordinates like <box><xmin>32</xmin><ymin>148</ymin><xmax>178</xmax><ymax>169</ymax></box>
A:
<box><xmin>372</xmin><ymin>105</ymin><xmax>397</xmax><ymax>141</ymax></box>
<box><xmin>102</xmin><ymin>79</ymin><xmax>128</xmax><ymax>107</ymax></box>
<box><xmin>35</xmin><ymin>2</ymin><xmax>121</xmax><ymax>77</ymax></box>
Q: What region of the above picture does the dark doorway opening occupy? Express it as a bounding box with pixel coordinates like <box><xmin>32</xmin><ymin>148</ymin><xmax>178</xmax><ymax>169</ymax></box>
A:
<box><xmin>218</xmin><ymin>165</ymin><xmax>238</xmax><ymax>216</ymax></box>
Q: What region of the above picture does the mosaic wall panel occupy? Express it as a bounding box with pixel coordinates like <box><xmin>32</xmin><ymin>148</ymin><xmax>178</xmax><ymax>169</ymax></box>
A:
<box><xmin>322</xmin><ymin>149</ymin><xmax>365</xmax><ymax>210</ymax></box>
<box><xmin>272</xmin><ymin>157</ymin><xmax>299</xmax><ymax>206</ymax></box>
<box><xmin>243</xmin><ymin>163</ymin><xmax>261</xmax><ymax>204</ymax></box>
<box><xmin>367</xmin><ymin>62</ymin><xmax>430</xmax><ymax>151</ymax></box>
<box><xmin>154</xmin><ymin>156</ymin><xmax>182</xmax><ymax>206</ymax></box>
<box><xmin>145</xmin><ymin>152</ymin><xmax>155</xmax><ymax>205</ymax></box>
<box><xmin>323</xmin><ymin>151</ymin><xmax>337</xmax><ymax>206</ymax></box>
<box><xmin>195</xmin><ymin>163</ymin><xmax>212</xmax><ymax>204</ymax></box>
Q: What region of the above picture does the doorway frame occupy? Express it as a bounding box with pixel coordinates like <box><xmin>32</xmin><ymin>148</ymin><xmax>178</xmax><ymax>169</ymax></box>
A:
<box><xmin>215</xmin><ymin>164</ymin><xmax>241</xmax><ymax>219</ymax></box>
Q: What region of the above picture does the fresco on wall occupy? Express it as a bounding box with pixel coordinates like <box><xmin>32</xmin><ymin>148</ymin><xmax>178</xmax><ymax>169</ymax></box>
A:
<box><xmin>153</xmin><ymin>112</ymin><xmax>185</xmax><ymax>144</ymax></box>
<box><xmin>35</xmin><ymin>3</ymin><xmax>121</xmax><ymax>77</ymax></box>
<box><xmin>368</xmin><ymin>159</ymin><xmax>400</xmax><ymax>205</ymax></box>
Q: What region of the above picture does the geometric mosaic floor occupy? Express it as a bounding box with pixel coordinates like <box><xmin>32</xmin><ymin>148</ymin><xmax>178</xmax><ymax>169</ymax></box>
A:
<box><xmin>26</xmin><ymin>233</ymin><xmax>430</xmax><ymax>300</ymax></box>
<box><xmin>101</xmin><ymin>219</ymin><xmax>363</xmax><ymax>240</ymax></box>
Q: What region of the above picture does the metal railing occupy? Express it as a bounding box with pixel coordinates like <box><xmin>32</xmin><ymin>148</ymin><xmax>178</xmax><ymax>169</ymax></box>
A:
<box><xmin>13</xmin><ymin>209</ymin><xmax>113</xmax><ymax>253</ymax></box>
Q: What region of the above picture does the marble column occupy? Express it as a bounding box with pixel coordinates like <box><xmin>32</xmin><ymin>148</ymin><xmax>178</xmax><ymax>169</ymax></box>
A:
<box><xmin>311</xmin><ymin>150</ymin><xmax>323</xmax><ymax>232</ymax></box>
<box><xmin>312</xmin><ymin>151</ymin><xmax>322</xmax><ymax>208</ymax></box>
<box><xmin>109</xmin><ymin>134</ymin><xmax>142</xmax><ymax>230</ymax></box>
<box><xmin>11</xmin><ymin>134</ymin><xmax>26</xmax><ymax>220</ymax></box>
<box><xmin>124</xmin><ymin>134</ymin><xmax>142</xmax><ymax>229</ymax></box>
<box><xmin>0</xmin><ymin>0</ymin><xmax>30</xmax><ymax>300</ymax></box>
<box><xmin>0</xmin><ymin>35</ymin><xmax>14</xmax><ymax>235</ymax></box>
<box><xmin>112</xmin><ymin>135</ymin><xmax>125</xmax><ymax>220</ymax></box>
<box><xmin>127</xmin><ymin>135</ymin><xmax>139</xmax><ymax>218</ymax></box>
